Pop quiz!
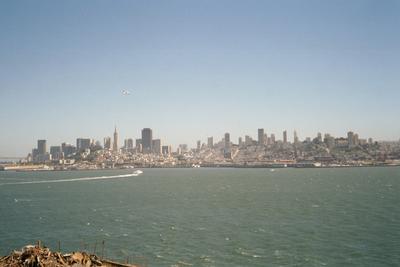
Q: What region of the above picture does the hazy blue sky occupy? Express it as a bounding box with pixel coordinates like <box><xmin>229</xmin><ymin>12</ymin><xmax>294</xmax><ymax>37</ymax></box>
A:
<box><xmin>1</xmin><ymin>0</ymin><xmax>399</xmax><ymax>156</ymax></box>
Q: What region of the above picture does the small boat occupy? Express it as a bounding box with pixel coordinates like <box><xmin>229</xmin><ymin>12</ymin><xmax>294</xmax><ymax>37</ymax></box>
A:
<box><xmin>132</xmin><ymin>170</ymin><xmax>143</xmax><ymax>176</ymax></box>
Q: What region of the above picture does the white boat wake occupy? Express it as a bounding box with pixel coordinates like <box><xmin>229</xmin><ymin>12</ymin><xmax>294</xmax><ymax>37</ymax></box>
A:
<box><xmin>0</xmin><ymin>172</ymin><xmax>142</xmax><ymax>186</ymax></box>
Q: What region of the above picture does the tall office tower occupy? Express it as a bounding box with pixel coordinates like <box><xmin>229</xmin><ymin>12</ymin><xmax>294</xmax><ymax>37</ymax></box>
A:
<box><xmin>76</xmin><ymin>138</ymin><xmax>91</xmax><ymax>152</ymax></box>
<box><xmin>271</xmin><ymin>134</ymin><xmax>276</xmax><ymax>144</ymax></box>
<box><xmin>113</xmin><ymin>126</ymin><xmax>119</xmax><ymax>152</ymax></box>
<box><xmin>37</xmin><ymin>140</ymin><xmax>47</xmax><ymax>155</ymax></box>
<box><xmin>50</xmin><ymin>146</ymin><xmax>62</xmax><ymax>161</ymax></box>
<box><xmin>258</xmin><ymin>128</ymin><xmax>265</xmax><ymax>145</ymax></box>
<box><xmin>197</xmin><ymin>140</ymin><xmax>201</xmax><ymax>151</ymax></box>
<box><xmin>224</xmin><ymin>133</ymin><xmax>231</xmax><ymax>158</ymax></box>
<box><xmin>62</xmin><ymin>143</ymin><xmax>76</xmax><ymax>157</ymax></box>
<box><xmin>224</xmin><ymin>133</ymin><xmax>230</xmax><ymax>149</ymax></box>
<box><xmin>124</xmin><ymin>138</ymin><xmax>134</xmax><ymax>151</ymax></box>
<box><xmin>238</xmin><ymin>137</ymin><xmax>243</xmax><ymax>147</ymax></box>
<box><xmin>347</xmin><ymin>131</ymin><xmax>354</xmax><ymax>147</ymax></box>
<box><xmin>368</xmin><ymin>138</ymin><xmax>373</xmax><ymax>145</ymax></box>
<box><xmin>179</xmin><ymin>144</ymin><xmax>188</xmax><ymax>153</ymax></box>
<box><xmin>135</xmin><ymin>139</ymin><xmax>142</xmax><ymax>153</ymax></box>
<box><xmin>283</xmin><ymin>130</ymin><xmax>288</xmax><ymax>144</ymax></box>
<box><xmin>152</xmin><ymin>139</ymin><xmax>161</xmax><ymax>154</ymax></box>
<box><xmin>142</xmin><ymin>128</ymin><xmax>153</xmax><ymax>154</ymax></box>
<box><xmin>207</xmin><ymin>137</ymin><xmax>214</xmax><ymax>148</ymax></box>
<box><xmin>162</xmin><ymin>145</ymin><xmax>171</xmax><ymax>156</ymax></box>
<box><xmin>32</xmin><ymin>148</ymin><xmax>39</xmax><ymax>161</ymax></box>
<box><xmin>293</xmin><ymin>130</ymin><xmax>299</xmax><ymax>144</ymax></box>
<box><xmin>104</xmin><ymin>137</ymin><xmax>111</xmax><ymax>150</ymax></box>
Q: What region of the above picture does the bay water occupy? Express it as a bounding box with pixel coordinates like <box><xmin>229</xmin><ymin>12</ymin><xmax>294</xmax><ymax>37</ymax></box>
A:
<box><xmin>0</xmin><ymin>167</ymin><xmax>399</xmax><ymax>266</ymax></box>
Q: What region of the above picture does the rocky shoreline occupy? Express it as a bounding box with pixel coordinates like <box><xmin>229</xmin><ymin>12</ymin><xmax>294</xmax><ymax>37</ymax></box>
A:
<box><xmin>0</xmin><ymin>244</ymin><xmax>138</xmax><ymax>267</ymax></box>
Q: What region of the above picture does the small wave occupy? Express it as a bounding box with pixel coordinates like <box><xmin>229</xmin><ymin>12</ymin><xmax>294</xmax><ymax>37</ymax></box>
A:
<box><xmin>177</xmin><ymin>261</ymin><xmax>193</xmax><ymax>266</ymax></box>
<box><xmin>0</xmin><ymin>173</ymin><xmax>141</xmax><ymax>186</ymax></box>
<box><xmin>235</xmin><ymin>248</ymin><xmax>263</xmax><ymax>258</ymax></box>
<box><xmin>14</xmin><ymin>198</ymin><xmax>32</xmax><ymax>202</ymax></box>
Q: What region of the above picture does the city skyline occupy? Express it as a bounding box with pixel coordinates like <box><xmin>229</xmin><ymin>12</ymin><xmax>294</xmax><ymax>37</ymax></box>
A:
<box><xmin>24</xmin><ymin>126</ymin><xmax>385</xmax><ymax>158</ymax></box>
<box><xmin>1</xmin><ymin>0</ymin><xmax>400</xmax><ymax>157</ymax></box>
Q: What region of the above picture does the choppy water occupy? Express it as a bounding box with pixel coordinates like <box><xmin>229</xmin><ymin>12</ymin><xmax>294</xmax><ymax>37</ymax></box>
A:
<box><xmin>0</xmin><ymin>167</ymin><xmax>399</xmax><ymax>266</ymax></box>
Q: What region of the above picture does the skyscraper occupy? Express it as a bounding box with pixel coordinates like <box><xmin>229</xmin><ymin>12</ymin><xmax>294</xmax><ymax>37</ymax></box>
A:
<box><xmin>224</xmin><ymin>133</ymin><xmax>231</xmax><ymax>158</ymax></box>
<box><xmin>197</xmin><ymin>140</ymin><xmax>201</xmax><ymax>151</ymax></box>
<box><xmin>347</xmin><ymin>131</ymin><xmax>354</xmax><ymax>147</ymax></box>
<box><xmin>271</xmin><ymin>134</ymin><xmax>276</xmax><ymax>144</ymax></box>
<box><xmin>224</xmin><ymin>133</ymin><xmax>230</xmax><ymax>148</ymax></box>
<box><xmin>37</xmin><ymin>140</ymin><xmax>47</xmax><ymax>155</ymax></box>
<box><xmin>136</xmin><ymin>139</ymin><xmax>142</xmax><ymax>153</ymax></box>
<box><xmin>50</xmin><ymin>146</ymin><xmax>62</xmax><ymax>160</ymax></box>
<box><xmin>62</xmin><ymin>143</ymin><xmax>76</xmax><ymax>157</ymax></box>
<box><xmin>207</xmin><ymin>137</ymin><xmax>213</xmax><ymax>148</ymax></box>
<box><xmin>283</xmin><ymin>130</ymin><xmax>287</xmax><ymax>144</ymax></box>
<box><xmin>294</xmin><ymin>130</ymin><xmax>299</xmax><ymax>144</ymax></box>
<box><xmin>142</xmin><ymin>128</ymin><xmax>153</xmax><ymax>153</ymax></box>
<box><xmin>103</xmin><ymin>137</ymin><xmax>111</xmax><ymax>150</ymax></box>
<box><xmin>245</xmin><ymin>135</ymin><xmax>252</xmax><ymax>146</ymax></box>
<box><xmin>113</xmin><ymin>126</ymin><xmax>118</xmax><ymax>152</ymax></box>
<box><xmin>76</xmin><ymin>138</ymin><xmax>91</xmax><ymax>152</ymax></box>
<box><xmin>317</xmin><ymin>132</ymin><xmax>323</xmax><ymax>143</ymax></box>
<box><xmin>162</xmin><ymin>145</ymin><xmax>171</xmax><ymax>156</ymax></box>
<box><xmin>258</xmin><ymin>128</ymin><xmax>265</xmax><ymax>145</ymax></box>
<box><xmin>124</xmin><ymin>138</ymin><xmax>134</xmax><ymax>151</ymax></box>
<box><xmin>152</xmin><ymin>139</ymin><xmax>161</xmax><ymax>154</ymax></box>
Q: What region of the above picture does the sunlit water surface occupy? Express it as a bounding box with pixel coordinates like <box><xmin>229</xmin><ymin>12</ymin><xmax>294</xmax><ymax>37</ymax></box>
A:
<box><xmin>0</xmin><ymin>167</ymin><xmax>399</xmax><ymax>266</ymax></box>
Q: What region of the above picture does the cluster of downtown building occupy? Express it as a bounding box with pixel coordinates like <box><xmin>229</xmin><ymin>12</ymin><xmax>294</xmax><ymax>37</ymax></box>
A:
<box><xmin>27</xmin><ymin>127</ymin><xmax>400</xmax><ymax>168</ymax></box>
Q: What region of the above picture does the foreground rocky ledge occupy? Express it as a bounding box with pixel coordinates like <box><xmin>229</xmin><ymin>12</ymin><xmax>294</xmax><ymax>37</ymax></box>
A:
<box><xmin>0</xmin><ymin>244</ymin><xmax>138</xmax><ymax>267</ymax></box>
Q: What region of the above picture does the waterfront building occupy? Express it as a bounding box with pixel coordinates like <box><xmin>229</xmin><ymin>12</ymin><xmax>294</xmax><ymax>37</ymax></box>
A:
<box><xmin>207</xmin><ymin>137</ymin><xmax>214</xmax><ymax>148</ymax></box>
<box><xmin>283</xmin><ymin>130</ymin><xmax>288</xmax><ymax>144</ymax></box>
<box><xmin>37</xmin><ymin>140</ymin><xmax>47</xmax><ymax>155</ymax></box>
<box><xmin>113</xmin><ymin>127</ymin><xmax>119</xmax><ymax>152</ymax></box>
<box><xmin>152</xmin><ymin>139</ymin><xmax>161</xmax><ymax>154</ymax></box>
<box><xmin>258</xmin><ymin>128</ymin><xmax>265</xmax><ymax>146</ymax></box>
<box><xmin>104</xmin><ymin>137</ymin><xmax>111</xmax><ymax>150</ymax></box>
<box><xmin>142</xmin><ymin>128</ymin><xmax>153</xmax><ymax>154</ymax></box>
<box><xmin>76</xmin><ymin>138</ymin><xmax>91</xmax><ymax>152</ymax></box>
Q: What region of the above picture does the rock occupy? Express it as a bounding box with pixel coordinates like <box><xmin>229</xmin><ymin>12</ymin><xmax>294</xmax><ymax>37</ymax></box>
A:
<box><xmin>0</xmin><ymin>244</ymin><xmax>106</xmax><ymax>267</ymax></box>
